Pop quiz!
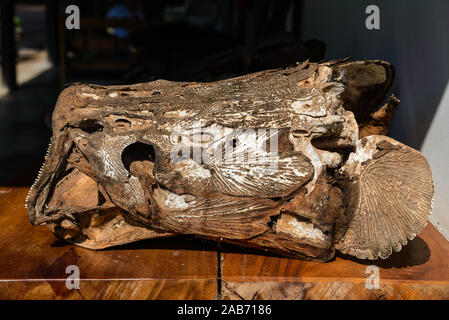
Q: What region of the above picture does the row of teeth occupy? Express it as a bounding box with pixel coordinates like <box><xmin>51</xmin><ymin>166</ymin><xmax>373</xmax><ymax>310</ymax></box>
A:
<box><xmin>25</xmin><ymin>136</ymin><xmax>55</xmax><ymax>209</ymax></box>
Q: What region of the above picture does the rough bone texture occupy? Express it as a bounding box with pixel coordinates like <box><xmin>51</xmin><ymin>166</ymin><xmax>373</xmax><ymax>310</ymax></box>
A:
<box><xmin>26</xmin><ymin>60</ymin><xmax>433</xmax><ymax>262</ymax></box>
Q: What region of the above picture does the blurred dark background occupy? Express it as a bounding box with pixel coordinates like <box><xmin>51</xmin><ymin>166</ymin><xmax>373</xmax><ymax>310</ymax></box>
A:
<box><xmin>1</xmin><ymin>0</ymin><xmax>448</xmax><ymax>237</ymax></box>
<box><xmin>0</xmin><ymin>0</ymin><xmax>325</xmax><ymax>186</ymax></box>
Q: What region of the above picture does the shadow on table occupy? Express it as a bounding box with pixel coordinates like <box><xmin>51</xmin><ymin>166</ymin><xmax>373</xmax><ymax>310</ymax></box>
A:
<box><xmin>50</xmin><ymin>235</ymin><xmax>321</xmax><ymax>259</ymax></box>
<box><xmin>336</xmin><ymin>236</ymin><xmax>431</xmax><ymax>268</ymax></box>
<box><xmin>51</xmin><ymin>235</ymin><xmax>221</xmax><ymax>253</ymax></box>
<box><xmin>50</xmin><ymin>233</ymin><xmax>431</xmax><ymax>268</ymax></box>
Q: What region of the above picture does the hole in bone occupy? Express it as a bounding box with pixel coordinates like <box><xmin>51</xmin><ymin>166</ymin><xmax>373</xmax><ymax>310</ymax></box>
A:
<box><xmin>292</xmin><ymin>129</ymin><xmax>309</xmax><ymax>137</ymax></box>
<box><xmin>78</xmin><ymin>119</ymin><xmax>103</xmax><ymax>133</ymax></box>
<box><xmin>121</xmin><ymin>142</ymin><xmax>156</xmax><ymax>176</ymax></box>
<box><xmin>224</xmin><ymin>137</ymin><xmax>238</xmax><ymax>149</ymax></box>
<box><xmin>177</xmin><ymin>149</ymin><xmax>188</xmax><ymax>160</ymax></box>
<box><xmin>98</xmin><ymin>191</ymin><xmax>106</xmax><ymax>206</ymax></box>
<box><xmin>267</xmin><ymin>214</ymin><xmax>281</xmax><ymax>229</ymax></box>
<box><xmin>114</xmin><ymin>118</ymin><xmax>131</xmax><ymax>128</ymax></box>
<box><xmin>311</xmin><ymin>135</ymin><xmax>352</xmax><ymax>165</ymax></box>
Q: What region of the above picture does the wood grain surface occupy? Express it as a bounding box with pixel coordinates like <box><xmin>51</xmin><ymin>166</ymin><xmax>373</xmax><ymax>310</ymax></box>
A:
<box><xmin>220</xmin><ymin>220</ymin><xmax>449</xmax><ymax>300</ymax></box>
<box><xmin>0</xmin><ymin>187</ymin><xmax>218</xmax><ymax>299</ymax></box>
<box><xmin>1</xmin><ymin>186</ymin><xmax>448</xmax><ymax>299</ymax></box>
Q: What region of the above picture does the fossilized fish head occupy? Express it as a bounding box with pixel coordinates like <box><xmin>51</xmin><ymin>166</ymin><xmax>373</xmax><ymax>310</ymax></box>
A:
<box><xmin>26</xmin><ymin>60</ymin><xmax>433</xmax><ymax>261</ymax></box>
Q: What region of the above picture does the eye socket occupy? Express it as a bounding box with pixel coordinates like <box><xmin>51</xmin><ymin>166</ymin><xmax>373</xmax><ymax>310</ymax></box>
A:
<box><xmin>121</xmin><ymin>142</ymin><xmax>156</xmax><ymax>172</ymax></box>
<box><xmin>78</xmin><ymin>119</ymin><xmax>103</xmax><ymax>133</ymax></box>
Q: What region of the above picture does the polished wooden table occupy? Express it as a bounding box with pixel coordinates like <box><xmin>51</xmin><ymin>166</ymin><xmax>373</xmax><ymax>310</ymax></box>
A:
<box><xmin>0</xmin><ymin>187</ymin><xmax>448</xmax><ymax>300</ymax></box>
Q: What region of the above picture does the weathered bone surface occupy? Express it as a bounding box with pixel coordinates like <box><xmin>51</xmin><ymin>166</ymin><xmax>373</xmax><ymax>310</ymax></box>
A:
<box><xmin>26</xmin><ymin>60</ymin><xmax>433</xmax><ymax>261</ymax></box>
